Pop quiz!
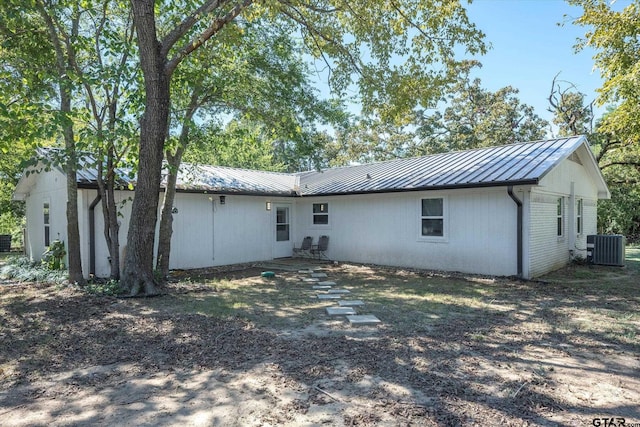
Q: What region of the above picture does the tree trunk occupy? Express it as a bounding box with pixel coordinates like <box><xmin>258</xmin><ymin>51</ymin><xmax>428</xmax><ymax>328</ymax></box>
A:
<box><xmin>62</xmin><ymin>102</ymin><xmax>84</xmax><ymax>285</ymax></box>
<box><xmin>121</xmin><ymin>0</ymin><xmax>169</xmax><ymax>296</ymax></box>
<box><xmin>156</xmin><ymin>147</ymin><xmax>184</xmax><ymax>280</ymax></box>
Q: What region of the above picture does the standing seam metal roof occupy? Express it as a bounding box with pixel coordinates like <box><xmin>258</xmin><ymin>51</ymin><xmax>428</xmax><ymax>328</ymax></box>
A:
<box><xmin>296</xmin><ymin>136</ymin><xmax>588</xmax><ymax>195</ymax></box>
<box><xmin>18</xmin><ymin>136</ymin><xmax>596</xmax><ymax>198</ymax></box>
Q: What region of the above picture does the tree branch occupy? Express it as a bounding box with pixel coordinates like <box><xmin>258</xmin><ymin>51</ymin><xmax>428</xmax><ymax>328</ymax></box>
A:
<box><xmin>165</xmin><ymin>0</ymin><xmax>253</xmax><ymax>76</ymax></box>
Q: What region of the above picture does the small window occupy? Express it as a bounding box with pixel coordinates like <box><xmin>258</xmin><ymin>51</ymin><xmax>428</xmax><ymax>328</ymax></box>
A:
<box><xmin>576</xmin><ymin>199</ymin><xmax>583</xmax><ymax>235</ymax></box>
<box><xmin>313</xmin><ymin>203</ymin><xmax>329</xmax><ymax>225</ymax></box>
<box><xmin>557</xmin><ymin>197</ymin><xmax>564</xmax><ymax>237</ymax></box>
<box><xmin>421</xmin><ymin>198</ymin><xmax>444</xmax><ymax>237</ymax></box>
<box><xmin>44</xmin><ymin>201</ymin><xmax>50</xmax><ymax>247</ymax></box>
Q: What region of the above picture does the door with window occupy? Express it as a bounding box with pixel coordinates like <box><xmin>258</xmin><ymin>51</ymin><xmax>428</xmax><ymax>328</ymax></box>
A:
<box><xmin>273</xmin><ymin>204</ymin><xmax>292</xmax><ymax>258</ymax></box>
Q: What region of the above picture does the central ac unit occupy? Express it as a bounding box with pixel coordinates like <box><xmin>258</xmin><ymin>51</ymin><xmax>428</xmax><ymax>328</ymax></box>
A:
<box><xmin>586</xmin><ymin>235</ymin><xmax>626</xmax><ymax>267</ymax></box>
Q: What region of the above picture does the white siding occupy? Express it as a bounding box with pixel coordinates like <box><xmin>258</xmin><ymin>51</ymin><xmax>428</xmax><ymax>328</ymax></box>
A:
<box><xmin>23</xmin><ymin>169</ymin><xmax>68</xmax><ymax>262</ymax></box>
<box><xmin>527</xmin><ymin>155</ymin><xmax>600</xmax><ymax>278</ymax></box>
<box><xmin>295</xmin><ymin>188</ymin><xmax>519</xmax><ymax>277</ymax></box>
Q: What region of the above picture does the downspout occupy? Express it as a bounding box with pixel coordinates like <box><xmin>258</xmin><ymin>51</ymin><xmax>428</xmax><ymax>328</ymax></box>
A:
<box><xmin>89</xmin><ymin>194</ymin><xmax>101</xmax><ymax>277</ymax></box>
<box><xmin>507</xmin><ymin>186</ymin><xmax>523</xmax><ymax>278</ymax></box>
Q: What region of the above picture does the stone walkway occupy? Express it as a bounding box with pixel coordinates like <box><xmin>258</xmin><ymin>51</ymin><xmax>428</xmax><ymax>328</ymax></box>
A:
<box><xmin>299</xmin><ymin>268</ymin><xmax>382</xmax><ymax>327</ymax></box>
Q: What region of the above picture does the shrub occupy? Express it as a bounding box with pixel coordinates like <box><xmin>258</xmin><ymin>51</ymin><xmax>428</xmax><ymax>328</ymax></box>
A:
<box><xmin>0</xmin><ymin>256</ymin><xmax>68</xmax><ymax>284</ymax></box>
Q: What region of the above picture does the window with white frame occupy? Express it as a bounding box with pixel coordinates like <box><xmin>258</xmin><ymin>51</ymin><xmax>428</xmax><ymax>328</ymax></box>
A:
<box><xmin>576</xmin><ymin>198</ymin><xmax>583</xmax><ymax>235</ymax></box>
<box><xmin>421</xmin><ymin>198</ymin><xmax>444</xmax><ymax>237</ymax></box>
<box><xmin>557</xmin><ymin>197</ymin><xmax>564</xmax><ymax>237</ymax></box>
<box><xmin>43</xmin><ymin>201</ymin><xmax>50</xmax><ymax>247</ymax></box>
<box><xmin>312</xmin><ymin>203</ymin><xmax>329</xmax><ymax>225</ymax></box>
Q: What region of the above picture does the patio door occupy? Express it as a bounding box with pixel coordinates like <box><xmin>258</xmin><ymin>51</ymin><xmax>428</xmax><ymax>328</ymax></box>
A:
<box><xmin>273</xmin><ymin>204</ymin><xmax>292</xmax><ymax>258</ymax></box>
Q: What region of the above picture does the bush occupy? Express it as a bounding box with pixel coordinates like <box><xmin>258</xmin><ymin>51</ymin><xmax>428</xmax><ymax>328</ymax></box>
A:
<box><xmin>0</xmin><ymin>256</ymin><xmax>68</xmax><ymax>284</ymax></box>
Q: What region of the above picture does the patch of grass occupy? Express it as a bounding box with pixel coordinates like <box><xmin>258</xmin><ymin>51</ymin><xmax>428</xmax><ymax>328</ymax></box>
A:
<box><xmin>83</xmin><ymin>279</ymin><xmax>123</xmax><ymax>296</ymax></box>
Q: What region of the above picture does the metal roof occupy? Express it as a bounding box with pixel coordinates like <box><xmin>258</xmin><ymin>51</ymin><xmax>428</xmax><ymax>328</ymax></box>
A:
<box><xmin>297</xmin><ymin>136</ymin><xmax>590</xmax><ymax>195</ymax></box>
<box><xmin>15</xmin><ymin>136</ymin><xmax>609</xmax><ymax>199</ymax></box>
<box><xmin>173</xmin><ymin>164</ymin><xmax>297</xmax><ymax>195</ymax></box>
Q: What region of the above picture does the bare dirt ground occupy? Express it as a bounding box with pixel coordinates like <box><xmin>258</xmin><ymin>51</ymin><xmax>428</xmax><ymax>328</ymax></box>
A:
<box><xmin>1</xmin><ymin>255</ymin><xmax>639</xmax><ymax>426</ymax></box>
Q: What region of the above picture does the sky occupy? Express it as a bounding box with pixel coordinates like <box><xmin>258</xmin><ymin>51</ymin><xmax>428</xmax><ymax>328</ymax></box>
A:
<box><xmin>463</xmin><ymin>0</ymin><xmax>606</xmax><ymax>126</ymax></box>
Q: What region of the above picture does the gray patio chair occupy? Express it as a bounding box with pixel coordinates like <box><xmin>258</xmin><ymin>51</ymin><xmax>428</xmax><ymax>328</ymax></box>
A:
<box><xmin>310</xmin><ymin>235</ymin><xmax>329</xmax><ymax>260</ymax></box>
<box><xmin>293</xmin><ymin>236</ymin><xmax>313</xmax><ymax>258</ymax></box>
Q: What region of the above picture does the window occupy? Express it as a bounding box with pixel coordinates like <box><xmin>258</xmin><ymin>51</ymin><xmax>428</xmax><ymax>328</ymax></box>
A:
<box><xmin>557</xmin><ymin>197</ymin><xmax>564</xmax><ymax>237</ymax></box>
<box><xmin>421</xmin><ymin>198</ymin><xmax>444</xmax><ymax>237</ymax></box>
<box><xmin>276</xmin><ymin>206</ymin><xmax>290</xmax><ymax>241</ymax></box>
<box><xmin>313</xmin><ymin>203</ymin><xmax>329</xmax><ymax>225</ymax></box>
<box><xmin>576</xmin><ymin>199</ymin><xmax>583</xmax><ymax>235</ymax></box>
<box><xmin>43</xmin><ymin>201</ymin><xmax>50</xmax><ymax>247</ymax></box>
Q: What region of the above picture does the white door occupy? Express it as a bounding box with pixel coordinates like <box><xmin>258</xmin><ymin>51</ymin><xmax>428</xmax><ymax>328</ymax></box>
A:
<box><xmin>273</xmin><ymin>204</ymin><xmax>292</xmax><ymax>258</ymax></box>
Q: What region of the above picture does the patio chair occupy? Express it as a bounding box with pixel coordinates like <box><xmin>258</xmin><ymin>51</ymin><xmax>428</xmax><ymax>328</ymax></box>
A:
<box><xmin>292</xmin><ymin>236</ymin><xmax>313</xmax><ymax>258</ymax></box>
<box><xmin>310</xmin><ymin>235</ymin><xmax>329</xmax><ymax>260</ymax></box>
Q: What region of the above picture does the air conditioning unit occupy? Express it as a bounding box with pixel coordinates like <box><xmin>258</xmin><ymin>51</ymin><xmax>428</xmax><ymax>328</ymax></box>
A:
<box><xmin>586</xmin><ymin>235</ymin><xmax>626</xmax><ymax>267</ymax></box>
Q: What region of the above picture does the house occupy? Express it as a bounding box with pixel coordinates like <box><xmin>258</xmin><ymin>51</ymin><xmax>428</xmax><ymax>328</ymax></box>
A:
<box><xmin>13</xmin><ymin>135</ymin><xmax>610</xmax><ymax>279</ymax></box>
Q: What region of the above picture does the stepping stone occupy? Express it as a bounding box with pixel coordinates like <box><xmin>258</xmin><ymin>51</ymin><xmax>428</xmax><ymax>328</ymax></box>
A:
<box><xmin>347</xmin><ymin>315</ymin><xmax>381</xmax><ymax>326</ymax></box>
<box><xmin>312</xmin><ymin>285</ymin><xmax>332</xmax><ymax>290</ymax></box>
<box><xmin>338</xmin><ymin>300</ymin><xmax>365</xmax><ymax>307</ymax></box>
<box><xmin>326</xmin><ymin>307</ymin><xmax>356</xmax><ymax>316</ymax></box>
<box><xmin>327</xmin><ymin>289</ymin><xmax>350</xmax><ymax>294</ymax></box>
<box><xmin>311</xmin><ymin>273</ymin><xmax>328</xmax><ymax>278</ymax></box>
<box><xmin>298</xmin><ymin>269</ymin><xmax>315</xmax><ymax>274</ymax></box>
<box><xmin>318</xmin><ymin>281</ymin><xmax>336</xmax><ymax>286</ymax></box>
<box><xmin>317</xmin><ymin>294</ymin><xmax>342</xmax><ymax>300</ymax></box>
<box><xmin>302</xmin><ymin>278</ymin><xmax>320</xmax><ymax>282</ymax></box>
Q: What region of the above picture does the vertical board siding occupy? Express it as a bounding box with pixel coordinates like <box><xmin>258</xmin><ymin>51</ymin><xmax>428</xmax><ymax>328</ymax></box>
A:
<box><xmin>295</xmin><ymin>189</ymin><xmax>518</xmax><ymax>277</ymax></box>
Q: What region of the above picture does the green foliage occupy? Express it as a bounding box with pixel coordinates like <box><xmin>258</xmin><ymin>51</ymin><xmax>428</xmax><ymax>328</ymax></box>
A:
<box><xmin>570</xmin><ymin>0</ymin><xmax>640</xmax><ymax>141</ymax></box>
<box><xmin>41</xmin><ymin>240</ymin><xmax>66</xmax><ymax>270</ymax></box>
<box><xmin>0</xmin><ymin>256</ymin><xmax>68</xmax><ymax>284</ymax></box>
<box><xmin>84</xmin><ymin>279</ymin><xmax>123</xmax><ymax>296</ymax></box>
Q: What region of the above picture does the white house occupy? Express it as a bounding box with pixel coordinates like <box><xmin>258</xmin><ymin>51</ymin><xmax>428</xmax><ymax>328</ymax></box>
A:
<box><xmin>13</xmin><ymin>135</ymin><xmax>610</xmax><ymax>279</ymax></box>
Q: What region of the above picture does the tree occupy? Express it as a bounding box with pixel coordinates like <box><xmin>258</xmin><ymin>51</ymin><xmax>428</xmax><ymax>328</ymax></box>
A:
<box><xmin>123</xmin><ymin>0</ymin><xmax>486</xmax><ymax>295</ymax></box>
<box><xmin>570</xmin><ymin>0</ymin><xmax>640</xmax><ymax>143</ymax></box>
<box><xmin>548</xmin><ymin>74</ymin><xmax>593</xmax><ymax>137</ymax></box>
<box><xmin>155</xmin><ymin>21</ymin><xmax>346</xmax><ymax>279</ymax></box>
<box><xmin>568</xmin><ymin>0</ymin><xmax>640</xmax><ymax>238</ymax></box>
<box><xmin>416</xmin><ymin>66</ymin><xmax>549</xmax><ymax>153</ymax></box>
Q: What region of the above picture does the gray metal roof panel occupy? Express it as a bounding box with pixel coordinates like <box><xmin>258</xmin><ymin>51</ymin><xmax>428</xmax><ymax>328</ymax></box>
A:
<box><xmin>28</xmin><ymin>137</ymin><xmax>591</xmax><ymax>198</ymax></box>
<box><xmin>297</xmin><ymin>136</ymin><xmax>587</xmax><ymax>195</ymax></box>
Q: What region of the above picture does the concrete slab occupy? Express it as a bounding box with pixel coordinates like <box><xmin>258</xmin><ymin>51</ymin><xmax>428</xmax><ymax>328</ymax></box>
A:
<box><xmin>326</xmin><ymin>307</ymin><xmax>356</xmax><ymax>316</ymax></box>
<box><xmin>327</xmin><ymin>289</ymin><xmax>351</xmax><ymax>294</ymax></box>
<box><xmin>298</xmin><ymin>269</ymin><xmax>315</xmax><ymax>274</ymax></box>
<box><xmin>302</xmin><ymin>278</ymin><xmax>320</xmax><ymax>282</ymax></box>
<box><xmin>317</xmin><ymin>294</ymin><xmax>342</xmax><ymax>300</ymax></box>
<box><xmin>347</xmin><ymin>315</ymin><xmax>381</xmax><ymax>326</ymax></box>
<box><xmin>338</xmin><ymin>300</ymin><xmax>365</xmax><ymax>307</ymax></box>
<box><xmin>317</xmin><ymin>281</ymin><xmax>336</xmax><ymax>286</ymax></box>
<box><xmin>311</xmin><ymin>273</ymin><xmax>328</xmax><ymax>278</ymax></box>
<box><xmin>312</xmin><ymin>285</ymin><xmax>332</xmax><ymax>290</ymax></box>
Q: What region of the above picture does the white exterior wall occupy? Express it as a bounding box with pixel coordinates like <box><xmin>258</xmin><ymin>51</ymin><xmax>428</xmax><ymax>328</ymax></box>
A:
<box><xmin>527</xmin><ymin>155</ymin><xmax>600</xmax><ymax>278</ymax></box>
<box><xmin>88</xmin><ymin>191</ymin><xmax>284</xmax><ymax>277</ymax></box>
<box><xmin>294</xmin><ymin>188</ymin><xmax>519</xmax><ymax>277</ymax></box>
<box><xmin>23</xmin><ymin>169</ymin><xmax>69</xmax><ymax>262</ymax></box>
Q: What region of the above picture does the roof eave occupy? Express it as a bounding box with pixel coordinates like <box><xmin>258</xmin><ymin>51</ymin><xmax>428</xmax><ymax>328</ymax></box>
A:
<box><xmin>300</xmin><ymin>179</ymin><xmax>539</xmax><ymax>197</ymax></box>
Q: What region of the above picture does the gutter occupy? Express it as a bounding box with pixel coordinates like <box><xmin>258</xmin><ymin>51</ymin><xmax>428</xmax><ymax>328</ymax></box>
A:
<box><xmin>89</xmin><ymin>194</ymin><xmax>101</xmax><ymax>277</ymax></box>
<box><xmin>507</xmin><ymin>186</ymin><xmax>523</xmax><ymax>278</ymax></box>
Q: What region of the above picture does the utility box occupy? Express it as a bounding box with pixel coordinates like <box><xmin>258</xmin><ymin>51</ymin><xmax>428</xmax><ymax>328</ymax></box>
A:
<box><xmin>0</xmin><ymin>235</ymin><xmax>11</xmax><ymax>252</ymax></box>
<box><xmin>586</xmin><ymin>235</ymin><xmax>626</xmax><ymax>267</ymax></box>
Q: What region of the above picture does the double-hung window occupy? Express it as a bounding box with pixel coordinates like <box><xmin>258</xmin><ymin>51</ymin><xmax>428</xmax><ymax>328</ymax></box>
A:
<box><xmin>421</xmin><ymin>198</ymin><xmax>444</xmax><ymax>237</ymax></box>
<box><xmin>576</xmin><ymin>199</ymin><xmax>583</xmax><ymax>235</ymax></box>
<box><xmin>44</xmin><ymin>201</ymin><xmax>50</xmax><ymax>247</ymax></box>
<box><xmin>312</xmin><ymin>203</ymin><xmax>329</xmax><ymax>225</ymax></box>
<box><xmin>557</xmin><ymin>197</ymin><xmax>564</xmax><ymax>237</ymax></box>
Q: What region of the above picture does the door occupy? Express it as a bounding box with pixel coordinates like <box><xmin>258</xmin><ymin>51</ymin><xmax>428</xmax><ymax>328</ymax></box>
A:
<box><xmin>273</xmin><ymin>204</ymin><xmax>292</xmax><ymax>258</ymax></box>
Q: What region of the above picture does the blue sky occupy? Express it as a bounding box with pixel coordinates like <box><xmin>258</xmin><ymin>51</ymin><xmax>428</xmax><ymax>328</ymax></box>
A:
<box><xmin>464</xmin><ymin>0</ymin><xmax>605</xmax><ymax>126</ymax></box>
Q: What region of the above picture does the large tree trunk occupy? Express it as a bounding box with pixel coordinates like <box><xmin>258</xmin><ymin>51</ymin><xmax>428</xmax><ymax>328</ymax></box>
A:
<box><xmin>96</xmin><ymin>148</ymin><xmax>121</xmax><ymax>280</ymax></box>
<box><xmin>121</xmin><ymin>0</ymin><xmax>169</xmax><ymax>296</ymax></box>
<box><xmin>156</xmin><ymin>147</ymin><xmax>184</xmax><ymax>280</ymax></box>
<box><xmin>62</xmin><ymin>97</ymin><xmax>84</xmax><ymax>285</ymax></box>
